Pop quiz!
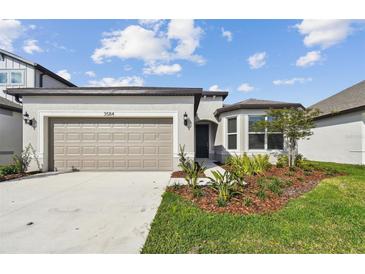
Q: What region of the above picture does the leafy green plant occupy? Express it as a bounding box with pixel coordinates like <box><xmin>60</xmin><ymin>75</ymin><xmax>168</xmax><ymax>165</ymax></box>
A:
<box><xmin>256</xmin><ymin>189</ymin><xmax>267</xmax><ymax>200</ymax></box>
<box><xmin>179</xmin><ymin>159</ymin><xmax>206</xmax><ymax>189</ymax></box>
<box><xmin>227</xmin><ymin>153</ymin><xmax>270</xmax><ymax>177</ymax></box>
<box><xmin>12</xmin><ymin>144</ymin><xmax>39</xmax><ymax>173</ymax></box>
<box><xmin>243</xmin><ymin>197</ymin><xmax>253</xmax><ymax>207</ymax></box>
<box><xmin>276</xmin><ymin>154</ymin><xmax>288</xmax><ymax>168</ymax></box>
<box><xmin>267</xmin><ymin>177</ymin><xmax>284</xmax><ymax>196</ymax></box>
<box><xmin>209</xmin><ymin>170</ymin><xmax>238</xmax><ymax>207</ymax></box>
<box><xmin>0</xmin><ymin>164</ymin><xmax>18</xmax><ymax>176</ymax></box>
<box><xmin>178</xmin><ymin>144</ymin><xmax>188</xmax><ymax>170</ymax></box>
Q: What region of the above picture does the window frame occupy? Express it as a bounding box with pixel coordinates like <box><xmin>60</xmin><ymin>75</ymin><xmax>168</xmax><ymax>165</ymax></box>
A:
<box><xmin>0</xmin><ymin>69</ymin><xmax>25</xmax><ymax>86</ymax></box>
<box><xmin>226</xmin><ymin>116</ymin><xmax>238</xmax><ymax>151</ymax></box>
<box><xmin>248</xmin><ymin>115</ymin><xmax>284</xmax><ymax>151</ymax></box>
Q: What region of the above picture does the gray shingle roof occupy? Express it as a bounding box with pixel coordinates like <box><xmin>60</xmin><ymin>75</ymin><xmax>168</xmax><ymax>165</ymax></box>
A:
<box><xmin>214</xmin><ymin>98</ymin><xmax>303</xmax><ymax>116</ymax></box>
<box><xmin>0</xmin><ymin>97</ymin><xmax>22</xmax><ymax>112</ymax></box>
<box><xmin>310</xmin><ymin>80</ymin><xmax>365</xmax><ymax>118</ymax></box>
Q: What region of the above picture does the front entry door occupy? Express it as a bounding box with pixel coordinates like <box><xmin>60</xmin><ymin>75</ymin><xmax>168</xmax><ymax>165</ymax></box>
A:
<box><xmin>196</xmin><ymin>124</ymin><xmax>209</xmax><ymax>158</ymax></box>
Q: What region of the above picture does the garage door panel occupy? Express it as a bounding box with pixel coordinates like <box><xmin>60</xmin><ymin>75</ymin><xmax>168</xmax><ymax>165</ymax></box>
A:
<box><xmin>50</xmin><ymin>117</ymin><xmax>172</xmax><ymax>171</ymax></box>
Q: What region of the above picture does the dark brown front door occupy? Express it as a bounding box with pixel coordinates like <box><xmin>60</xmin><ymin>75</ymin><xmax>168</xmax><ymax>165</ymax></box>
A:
<box><xmin>196</xmin><ymin>124</ymin><xmax>209</xmax><ymax>158</ymax></box>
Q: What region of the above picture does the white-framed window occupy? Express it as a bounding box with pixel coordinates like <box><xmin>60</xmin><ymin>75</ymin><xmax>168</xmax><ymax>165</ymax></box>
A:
<box><xmin>0</xmin><ymin>70</ymin><xmax>24</xmax><ymax>85</ymax></box>
<box><xmin>248</xmin><ymin>115</ymin><xmax>284</xmax><ymax>150</ymax></box>
<box><xmin>0</xmin><ymin>72</ymin><xmax>7</xmax><ymax>84</ymax></box>
<box><xmin>227</xmin><ymin>117</ymin><xmax>237</xmax><ymax>150</ymax></box>
<box><xmin>10</xmin><ymin>71</ymin><xmax>24</xmax><ymax>84</ymax></box>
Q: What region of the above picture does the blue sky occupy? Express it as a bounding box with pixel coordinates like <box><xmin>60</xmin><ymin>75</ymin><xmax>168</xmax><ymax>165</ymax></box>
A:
<box><xmin>2</xmin><ymin>19</ymin><xmax>364</xmax><ymax>106</ymax></box>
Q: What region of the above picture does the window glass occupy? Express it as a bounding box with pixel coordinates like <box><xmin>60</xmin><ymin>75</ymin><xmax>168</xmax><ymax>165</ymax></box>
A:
<box><xmin>11</xmin><ymin>71</ymin><xmax>23</xmax><ymax>84</ymax></box>
<box><xmin>249</xmin><ymin>134</ymin><xmax>265</xmax><ymax>149</ymax></box>
<box><xmin>228</xmin><ymin>134</ymin><xmax>237</xmax><ymax>150</ymax></box>
<box><xmin>268</xmin><ymin>133</ymin><xmax>284</xmax><ymax>149</ymax></box>
<box><xmin>0</xmin><ymin>72</ymin><xmax>7</xmax><ymax>84</ymax></box>
<box><xmin>227</xmin><ymin>117</ymin><xmax>237</xmax><ymax>133</ymax></box>
<box><xmin>249</xmin><ymin>115</ymin><xmax>265</xmax><ymax>132</ymax></box>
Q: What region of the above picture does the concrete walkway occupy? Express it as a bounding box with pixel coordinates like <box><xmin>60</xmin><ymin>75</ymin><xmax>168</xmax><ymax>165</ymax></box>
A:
<box><xmin>0</xmin><ymin>171</ymin><xmax>170</xmax><ymax>254</ymax></box>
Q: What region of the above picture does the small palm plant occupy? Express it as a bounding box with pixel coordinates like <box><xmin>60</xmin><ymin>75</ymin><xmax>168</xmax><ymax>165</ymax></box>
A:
<box><xmin>208</xmin><ymin>170</ymin><xmax>238</xmax><ymax>207</ymax></box>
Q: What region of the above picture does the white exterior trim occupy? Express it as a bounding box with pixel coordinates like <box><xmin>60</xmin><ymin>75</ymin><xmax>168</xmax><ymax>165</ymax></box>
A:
<box><xmin>223</xmin><ymin>115</ymin><xmax>240</xmax><ymax>154</ymax></box>
<box><xmin>37</xmin><ymin>110</ymin><xmax>179</xmax><ymax>170</ymax></box>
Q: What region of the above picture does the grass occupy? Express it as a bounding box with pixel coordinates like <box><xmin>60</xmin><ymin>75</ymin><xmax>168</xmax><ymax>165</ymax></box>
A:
<box><xmin>142</xmin><ymin>161</ymin><xmax>365</xmax><ymax>253</ymax></box>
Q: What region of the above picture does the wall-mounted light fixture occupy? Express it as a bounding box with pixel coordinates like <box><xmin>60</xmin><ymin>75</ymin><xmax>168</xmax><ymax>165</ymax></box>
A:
<box><xmin>23</xmin><ymin>112</ymin><xmax>33</xmax><ymax>126</ymax></box>
<box><xmin>183</xmin><ymin>112</ymin><xmax>188</xmax><ymax>126</ymax></box>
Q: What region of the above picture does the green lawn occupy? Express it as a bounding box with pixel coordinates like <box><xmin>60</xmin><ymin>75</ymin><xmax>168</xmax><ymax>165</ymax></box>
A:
<box><xmin>142</xmin><ymin>162</ymin><xmax>365</xmax><ymax>253</ymax></box>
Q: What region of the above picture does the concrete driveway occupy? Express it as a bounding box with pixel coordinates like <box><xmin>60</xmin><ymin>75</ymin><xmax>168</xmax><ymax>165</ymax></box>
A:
<box><xmin>0</xmin><ymin>171</ymin><xmax>170</xmax><ymax>253</ymax></box>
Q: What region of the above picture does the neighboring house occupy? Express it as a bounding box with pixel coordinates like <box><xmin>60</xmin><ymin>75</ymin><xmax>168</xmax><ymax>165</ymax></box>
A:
<box><xmin>299</xmin><ymin>80</ymin><xmax>365</xmax><ymax>165</ymax></box>
<box><xmin>5</xmin><ymin>86</ymin><xmax>302</xmax><ymax>171</ymax></box>
<box><xmin>0</xmin><ymin>49</ymin><xmax>76</xmax><ymax>164</ymax></box>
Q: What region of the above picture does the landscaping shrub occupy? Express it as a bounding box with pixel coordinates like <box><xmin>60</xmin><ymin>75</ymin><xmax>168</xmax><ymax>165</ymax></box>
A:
<box><xmin>276</xmin><ymin>154</ymin><xmax>288</xmax><ymax>168</ymax></box>
<box><xmin>226</xmin><ymin>153</ymin><xmax>271</xmax><ymax>177</ymax></box>
<box><xmin>209</xmin><ymin>170</ymin><xmax>239</xmax><ymax>207</ymax></box>
<box><xmin>243</xmin><ymin>197</ymin><xmax>253</xmax><ymax>207</ymax></box>
<box><xmin>179</xmin><ymin>159</ymin><xmax>206</xmax><ymax>189</ymax></box>
<box><xmin>0</xmin><ymin>164</ymin><xmax>18</xmax><ymax>176</ymax></box>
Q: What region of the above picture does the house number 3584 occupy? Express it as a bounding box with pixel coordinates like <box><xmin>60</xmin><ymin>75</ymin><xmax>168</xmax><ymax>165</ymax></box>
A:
<box><xmin>104</xmin><ymin>112</ymin><xmax>114</xmax><ymax>116</ymax></box>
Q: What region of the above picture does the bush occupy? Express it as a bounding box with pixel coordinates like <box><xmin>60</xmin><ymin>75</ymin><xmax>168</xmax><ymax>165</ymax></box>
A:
<box><xmin>276</xmin><ymin>154</ymin><xmax>288</xmax><ymax>168</ymax></box>
<box><xmin>0</xmin><ymin>164</ymin><xmax>18</xmax><ymax>176</ymax></box>
<box><xmin>226</xmin><ymin>153</ymin><xmax>271</xmax><ymax>177</ymax></box>
<box><xmin>209</xmin><ymin>170</ymin><xmax>239</xmax><ymax>207</ymax></box>
<box><xmin>243</xmin><ymin>197</ymin><xmax>253</xmax><ymax>207</ymax></box>
<box><xmin>267</xmin><ymin>177</ymin><xmax>285</xmax><ymax>196</ymax></box>
<box><xmin>256</xmin><ymin>189</ymin><xmax>267</xmax><ymax>200</ymax></box>
<box><xmin>179</xmin><ymin>159</ymin><xmax>206</xmax><ymax>189</ymax></box>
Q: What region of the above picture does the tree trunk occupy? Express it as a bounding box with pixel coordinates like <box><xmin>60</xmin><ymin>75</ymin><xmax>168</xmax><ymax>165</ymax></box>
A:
<box><xmin>288</xmin><ymin>138</ymin><xmax>297</xmax><ymax>168</ymax></box>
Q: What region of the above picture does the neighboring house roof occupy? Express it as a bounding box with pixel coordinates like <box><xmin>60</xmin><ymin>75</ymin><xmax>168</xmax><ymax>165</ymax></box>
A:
<box><xmin>0</xmin><ymin>48</ymin><xmax>76</xmax><ymax>87</ymax></box>
<box><xmin>214</xmin><ymin>98</ymin><xmax>304</xmax><ymax>116</ymax></box>
<box><xmin>5</xmin><ymin>86</ymin><xmax>203</xmax><ymax>113</ymax></box>
<box><xmin>0</xmin><ymin>97</ymin><xmax>22</xmax><ymax>112</ymax></box>
<box><xmin>202</xmin><ymin>91</ymin><xmax>229</xmax><ymax>99</ymax></box>
<box><xmin>309</xmin><ymin>80</ymin><xmax>365</xmax><ymax>119</ymax></box>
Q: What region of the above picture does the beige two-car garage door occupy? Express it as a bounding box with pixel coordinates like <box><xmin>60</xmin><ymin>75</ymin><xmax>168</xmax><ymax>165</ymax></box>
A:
<box><xmin>49</xmin><ymin>117</ymin><xmax>173</xmax><ymax>171</ymax></box>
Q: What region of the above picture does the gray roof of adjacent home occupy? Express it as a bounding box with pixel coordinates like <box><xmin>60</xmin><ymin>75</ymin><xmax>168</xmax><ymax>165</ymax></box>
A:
<box><xmin>5</xmin><ymin>86</ymin><xmax>203</xmax><ymax>112</ymax></box>
<box><xmin>214</xmin><ymin>98</ymin><xmax>304</xmax><ymax>116</ymax></box>
<box><xmin>0</xmin><ymin>97</ymin><xmax>22</xmax><ymax>112</ymax></box>
<box><xmin>0</xmin><ymin>48</ymin><xmax>76</xmax><ymax>87</ymax></box>
<box><xmin>309</xmin><ymin>80</ymin><xmax>365</xmax><ymax>119</ymax></box>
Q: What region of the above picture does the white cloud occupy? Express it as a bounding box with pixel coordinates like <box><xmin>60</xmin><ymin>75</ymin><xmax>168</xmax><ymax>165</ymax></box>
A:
<box><xmin>209</xmin><ymin>84</ymin><xmax>221</xmax><ymax>91</ymax></box>
<box><xmin>23</xmin><ymin>39</ymin><xmax>43</xmax><ymax>54</ymax></box>
<box><xmin>247</xmin><ymin>52</ymin><xmax>266</xmax><ymax>69</ymax></box>
<box><xmin>221</xmin><ymin>28</ymin><xmax>233</xmax><ymax>42</ymax></box>
<box><xmin>92</xmin><ymin>20</ymin><xmax>204</xmax><ymax>67</ymax></box>
<box><xmin>273</xmin><ymin>77</ymin><xmax>312</xmax><ymax>86</ymax></box>
<box><xmin>88</xmin><ymin>76</ymin><xmax>144</xmax><ymax>87</ymax></box>
<box><xmin>56</xmin><ymin>69</ymin><xmax>71</xmax><ymax>81</ymax></box>
<box><xmin>143</xmin><ymin>63</ymin><xmax>182</xmax><ymax>75</ymax></box>
<box><xmin>237</xmin><ymin>83</ymin><xmax>254</xmax><ymax>92</ymax></box>
<box><xmin>167</xmin><ymin>19</ymin><xmax>204</xmax><ymax>64</ymax></box>
<box><xmin>138</xmin><ymin>19</ymin><xmax>164</xmax><ymax>32</ymax></box>
<box><xmin>296</xmin><ymin>51</ymin><xmax>322</xmax><ymax>67</ymax></box>
<box><xmin>85</xmin><ymin>71</ymin><xmax>96</xmax><ymax>77</ymax></box>
<box><xmin>295</xmin><ymin>20</ymin><xmax>354</xmax><ymax>49</ymax></box>
<box><xmin>0</xmin><ymin>19</ymin><xmax>23</xmax><ymax>51</ymax></box>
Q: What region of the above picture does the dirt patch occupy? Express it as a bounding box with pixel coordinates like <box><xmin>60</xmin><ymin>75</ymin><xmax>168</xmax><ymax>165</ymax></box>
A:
<box><xmin>0</xmin><ymin>171</ymin><xmax>41</xmax><ymax>182</ymax></box>
<box><xmin>171</xmin><ymin>171</ymin><xmax>206</xmax><ymax>178</ymax></box>
<box><xmin>168</xmin><ymin>166</ymin><xmax>340</xmax><ymax>215</ymax></box>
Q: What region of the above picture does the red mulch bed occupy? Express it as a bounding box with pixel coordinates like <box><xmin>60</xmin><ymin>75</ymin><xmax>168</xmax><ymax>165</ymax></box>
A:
<box><xmin>168</xmin><ymin>166</ymin><xmax>340</xmax><ymax>215</ymax></box>
<box><xmin>171</xmin><ymin>170</ymin><xmax>206</xmax><ymax>178</ymax></box>
<box><xmin>0</xmin><ymin>171</ymin><xmax>41</xmax><ymax>182</ymax></box>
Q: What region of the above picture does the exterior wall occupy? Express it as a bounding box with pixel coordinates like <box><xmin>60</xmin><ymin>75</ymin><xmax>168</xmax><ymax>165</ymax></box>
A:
<box><xmin>298</xmin><ymin>110</ymin><xmax>365</xmax><ymax>165</ymax></box>
<box><xmin>35</xmin><ymin>70</ymin><xmax>71</xmax><ymax>88</ymax></box>
<box><xmin>0</xmin><ymin>54</ymin><xmax>35</xmax><ymax>102</ymax></box>
<box><xmin>22</xmin><ymin>95</ymin><xmax>196</xmax><ymax>171</ymax></box>
<box><xmin>0</xmin><ymin>108</ymin><xmax>22</xmax><ymax>165</ymax></box>
<box><xmin>214</xmin><ymin>109</ymin><xmax>286</xmax><ymax>163</ymax></box>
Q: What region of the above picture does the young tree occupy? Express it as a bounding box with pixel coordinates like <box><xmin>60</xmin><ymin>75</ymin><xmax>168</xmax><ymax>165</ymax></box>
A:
<box><xmin>254</xmin><ymin>107</ymin><xmax>321</xmax><ymax>167</ymax></box>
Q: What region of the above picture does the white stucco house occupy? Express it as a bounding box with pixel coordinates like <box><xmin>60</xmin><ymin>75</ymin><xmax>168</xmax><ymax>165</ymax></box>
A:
<box><xmin>0</xmin><ymin>49</ymin><xmax>76</xmax><ymax>164</ymax></box>
<box><xmin>5</xmin><ymin>86</ymin><xmax>302</xmax><ymax>172</ymax></box>
<box><xmin>299</xmin><ymin>80</ymin><xmax>365</xmax><ymax>165</ymax></box>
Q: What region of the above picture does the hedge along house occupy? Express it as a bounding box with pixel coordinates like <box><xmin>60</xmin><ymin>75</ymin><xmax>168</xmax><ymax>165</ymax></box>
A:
<box><xmin>299</xmin><ymin>80</ymin><xmax>365</xmax><ymax>165</ymax></box>
<box><xmin>5</xmin><ymin>86</ymin><xmax>302</xmax><ymax>172</ymax></box>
